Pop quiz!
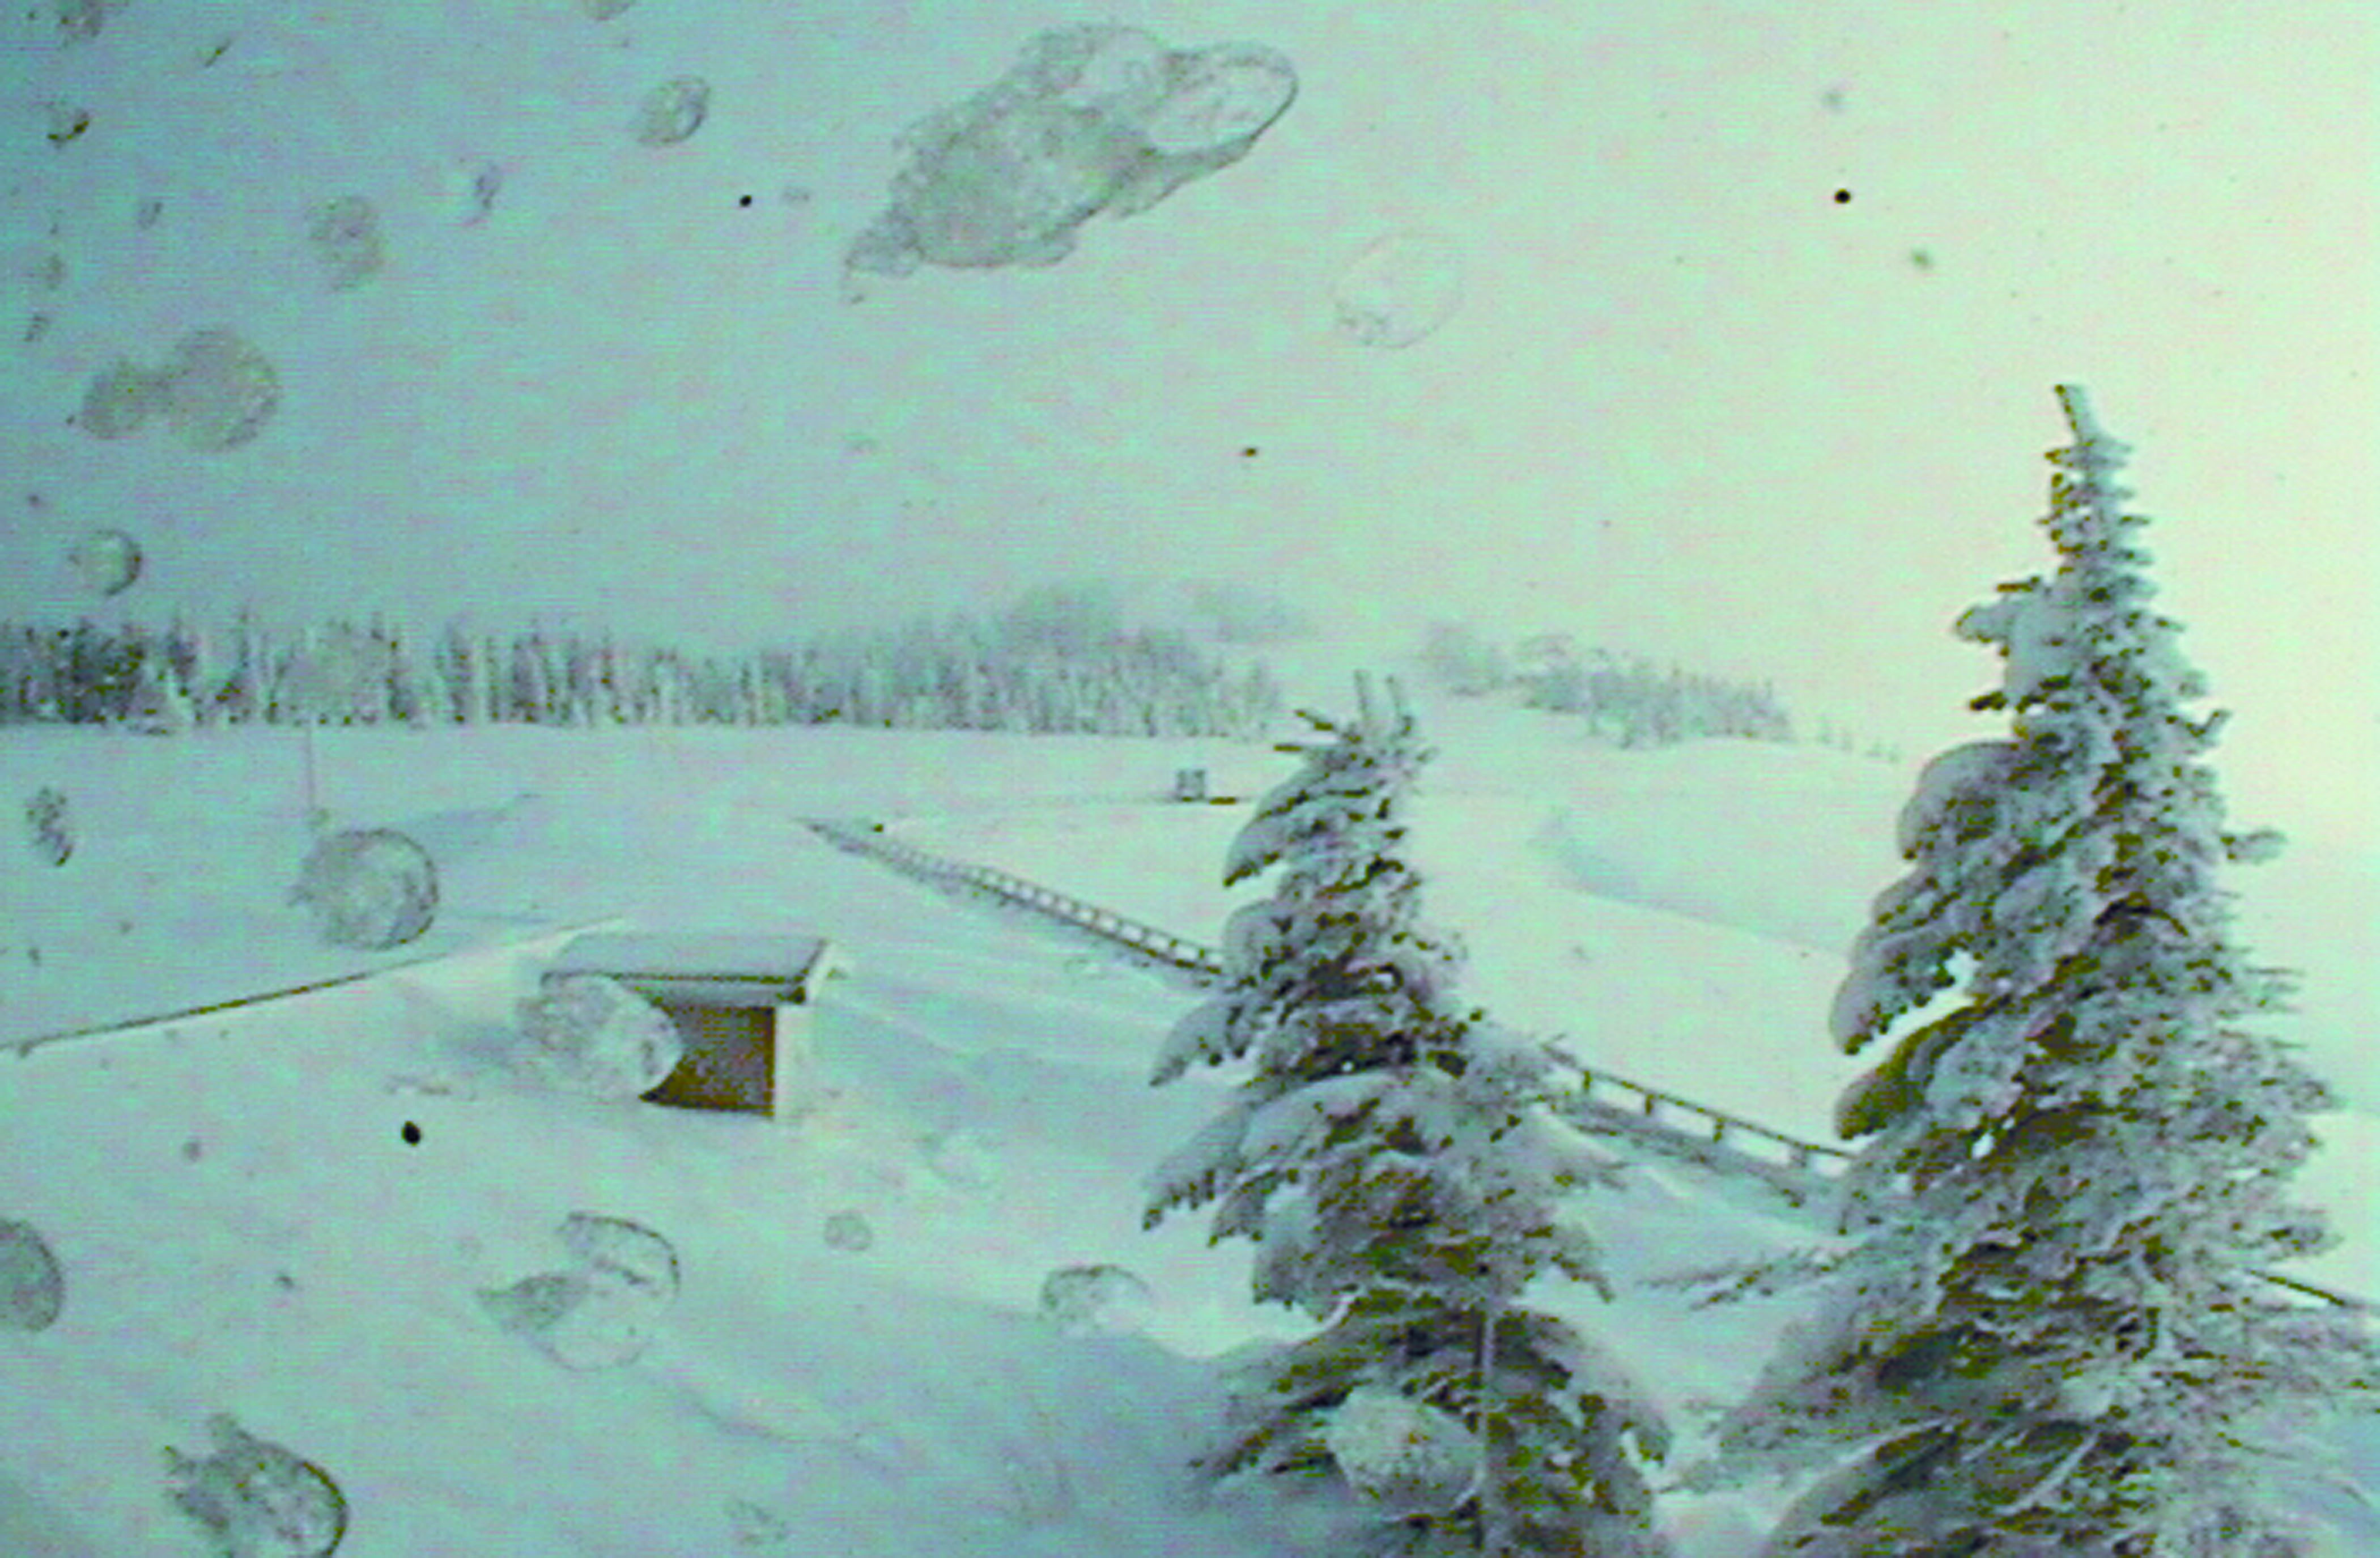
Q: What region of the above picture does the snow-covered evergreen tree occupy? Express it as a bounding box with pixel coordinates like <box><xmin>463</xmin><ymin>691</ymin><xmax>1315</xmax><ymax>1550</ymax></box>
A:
<box><xmin>223</xmin><ymin>611</ymin><xmax>266</xmax><ymax>725</ymax></box>
<box><xmin>126</xmin><ymin>644</ymin><xmax>194</xmax><ymax>734</ymax></box>
<box><xmin>1707</xmin><ymin>386</ymin><xmax>2378</xmax><ymax>1555</ymax></box>
<box><xmin>1149</xmin><ymin>675</ymin><xmax>1671</xmax><ymax>1557</ymax></box>
<box><xmin>381</xmin><ymin>619</ymin><xmax>430</xmax><ymax>726</ymax></box>
<box><xmin>432</xmin><ymin>622</ymin><xmax>475</xmax><ymax>725</ymax></box>
<box><xmin>1419</xmin><ymin>620</ymin><xmax>1513</xmax><ymax>696</ymax></box>
<box><xmin>477</xmin><ymin>633</ymin><xmax>505</xmax><ymax>723</ymax></box>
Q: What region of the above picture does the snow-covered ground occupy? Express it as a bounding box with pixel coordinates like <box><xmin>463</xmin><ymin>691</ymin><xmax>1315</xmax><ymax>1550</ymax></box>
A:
<box><xmin>5</xmin><ymin>0</ymin><xmax>2367</xmax><ymax>1547</ymax></box>
<box><xmin>899</xmin><ymin>688</ymin><xmax>2380</xmax><ymax>1291</ymax></box>
<box><xmin>3</xmin><ymin>704</ymin><xmax>2373</xmax><ymax>1555</ymax></box>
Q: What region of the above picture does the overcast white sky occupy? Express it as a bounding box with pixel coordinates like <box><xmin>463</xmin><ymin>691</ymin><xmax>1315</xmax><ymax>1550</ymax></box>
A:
<box><xmin>4</xmin><ymin>0</ymin><xmax>2373</xmax><ymax>842</ymax></box>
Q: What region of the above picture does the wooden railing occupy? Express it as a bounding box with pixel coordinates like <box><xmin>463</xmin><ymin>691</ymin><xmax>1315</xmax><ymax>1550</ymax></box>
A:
<box><xmin>808</xmin><ymin>818</ymin><xmax>2370</xmax><ymax>1314</ymax></box>
<box><xmin>1537</xmin><ymin>1039</ymin><xmax>1858</xmax><ymax>1203</ymax></box>
<box><xmin>808</xmin><ymin>819</ymin><xmax>1225</xmax><ymax>978</ymax></box>
<box><xmin>810</xmin><ymin>818</ymin><xmax>1876</xmax><ymax>1205</ymax></box>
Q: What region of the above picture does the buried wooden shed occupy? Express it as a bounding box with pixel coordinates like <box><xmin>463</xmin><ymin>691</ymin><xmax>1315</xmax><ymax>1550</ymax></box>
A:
<box><xmin>544</xmin><ymin>933</ymin><xmax>847</xmax><ymax>1118</ymax></box>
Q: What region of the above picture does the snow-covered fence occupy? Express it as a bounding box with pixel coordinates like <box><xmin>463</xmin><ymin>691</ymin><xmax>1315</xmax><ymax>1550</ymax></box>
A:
<box><xmin>808</xmin><ymin>819</ymin><xmax>1850</xmax><ymax>1194</ymax></box>
<box><xmin>809</xmin><ymin>819</ymin><xmax>2370</xmax><ymax>1313</ymax></box>
<box><xmin>806</xmin><ymin>820</ymin><xmax>1224</xmax><ymax>978</ymax></box>
<box><xmin>1537</xmin><ymin>1044</ymin><xmax>1855</xmax><ymax>1203</ymax></box>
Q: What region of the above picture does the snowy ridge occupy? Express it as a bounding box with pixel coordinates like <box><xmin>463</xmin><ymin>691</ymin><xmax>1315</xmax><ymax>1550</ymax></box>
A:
<box><xmin>814</xmin><ymin>817</ymin><xmax>2375</xmax><ymax>1315</ymax></box>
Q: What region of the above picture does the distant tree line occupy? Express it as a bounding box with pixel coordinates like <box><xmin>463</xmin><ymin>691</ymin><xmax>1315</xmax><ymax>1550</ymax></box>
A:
<box><xmin>0</xmin><ymin>608</ymin><xmax>1282</xmax><ymax>739</ymax></box>
<box><xmin>1807</xmin><ymin>718</ymin><xmax>1903</xmax><ymax>765</ymax></box>
<box><xmin>1418</xmin><ymin>621</ymin><xmax>1795</xmax><ymax>746</ymax></box>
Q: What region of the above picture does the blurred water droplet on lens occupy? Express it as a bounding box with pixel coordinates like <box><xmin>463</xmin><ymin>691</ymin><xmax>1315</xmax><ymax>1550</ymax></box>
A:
<box><xmin>1331</xmin><ymin>231</ymin><xmax>1464</xmax><ymax>348</ymax></box>
<box><xmin>68</xmin><ymin>528</ymin><xmax>142</xmax><ymax>595</ymax></box>
<box><xmin>634</xmin><ymin>78</ymin><xmax>711</xmax><ymax>146</ymax></box>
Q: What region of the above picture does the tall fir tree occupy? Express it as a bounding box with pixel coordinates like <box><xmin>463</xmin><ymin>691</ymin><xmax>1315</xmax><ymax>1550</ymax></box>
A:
<box><xmin>1706</xmin><ymin>388</ymin><xmax>2377</xmax><ymax>1555</ymax></box>
<box><xmin>1149</xmin><ymin>676</ymin><xmax>1671</xmax><ymax>1558</ymax></box>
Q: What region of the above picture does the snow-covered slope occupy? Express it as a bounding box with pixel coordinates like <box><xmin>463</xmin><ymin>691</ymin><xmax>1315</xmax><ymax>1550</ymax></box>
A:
<box><xmin>3</xmin><ymin>719</ymin><xmax>2373</xmax><ymax>1555</ymax></box>
<box><xmin>896</xmin><ymin>689</ymin><xmax>2380</xmax><ymax>1299</ymax></box>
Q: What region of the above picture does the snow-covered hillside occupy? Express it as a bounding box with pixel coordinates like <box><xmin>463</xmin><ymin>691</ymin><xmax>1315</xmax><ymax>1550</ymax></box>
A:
<box><xmin>3</xmin><ymin>712</ymin><xmax>2373</xmax><ymax>1555</ymax></box>
<box><xmin>896</xmin><ymin>689</ymin><xmax>2380</xmax><ymax>1296</ymax></box>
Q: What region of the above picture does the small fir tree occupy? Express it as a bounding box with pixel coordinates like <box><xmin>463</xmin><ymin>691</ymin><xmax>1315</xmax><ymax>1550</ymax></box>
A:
<box><xmin>126</xmin><ymin>645</ymin><xmax>194</xmax><ymax>734</ymax></box>
<box><xmin>1149</xmin><ymin>675</ymin><xmax>1671</xmax><ymax>1557</ymax></box>
<box><xmin>1707</xmin><ymin>388</ymin><xmax>2377</xmax><ymax>1555</ymax></box>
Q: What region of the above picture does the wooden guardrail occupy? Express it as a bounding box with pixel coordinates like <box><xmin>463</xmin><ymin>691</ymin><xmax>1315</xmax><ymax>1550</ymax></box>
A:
<box><xmin>811</xmin><ymin>818</ymin><xmax>1872</xmax><ymax>1205</ymax></box>
<box><xmin>809</xmin><ymin>818</ymin><xmax>1850</xmax><ymax>1191</ymax></box>
<box><xmin>1538</xmin><ymin>1040</ymin><xmax>1858</xmax><ymax>1204</ymax></box>
<box><xmin>808</xmin><ymin>818</ymin><xmax>2370</xmax><ymax>1313</ymax></box>
<box><xmin>808</xmin><ymin>819</ymin><xmax>1225</xmax><ymax>978</ymax></box>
